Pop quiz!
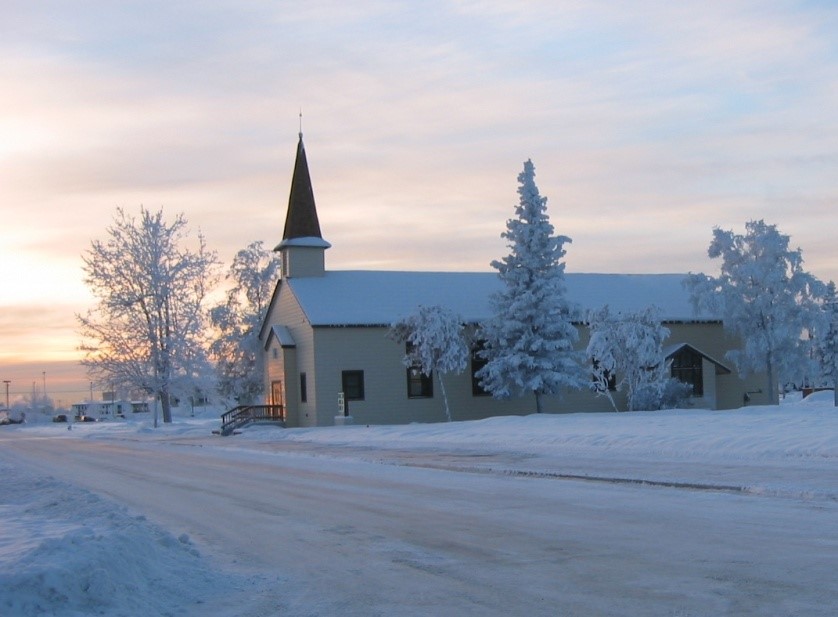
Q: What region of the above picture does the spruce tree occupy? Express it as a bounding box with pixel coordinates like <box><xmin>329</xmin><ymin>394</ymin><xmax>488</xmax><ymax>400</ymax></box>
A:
<box><xmin>477</xmin><ymin>160</ymin><xmax>585</xmax><ymax>412</ymax></box>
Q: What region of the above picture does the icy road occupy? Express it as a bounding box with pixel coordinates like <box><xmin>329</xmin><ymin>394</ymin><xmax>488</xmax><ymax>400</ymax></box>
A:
<box><xmin>3</xmin><ymin>409</ymin><xmax>837</xmax><ymax>617</ymax></box>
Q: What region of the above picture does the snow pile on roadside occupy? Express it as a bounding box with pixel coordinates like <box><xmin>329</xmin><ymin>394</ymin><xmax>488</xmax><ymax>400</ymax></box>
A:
<box><xmin>0</xmin><ymin>461</ymin><xmax>231</xmax><ymax>617</ymax></box>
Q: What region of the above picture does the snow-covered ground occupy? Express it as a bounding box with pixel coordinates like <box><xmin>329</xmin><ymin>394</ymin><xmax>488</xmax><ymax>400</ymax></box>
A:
<box><xmin>1</xmin><ymin>393</ymin><xmax>836</xmax><ymax>616</ymax></box>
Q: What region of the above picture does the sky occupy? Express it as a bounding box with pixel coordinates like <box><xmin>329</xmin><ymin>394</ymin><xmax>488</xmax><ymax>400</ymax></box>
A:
<box><xmin>1</xmin><ymin>1</ymin><xmax>837</xmax><ymax>406</ymax></box>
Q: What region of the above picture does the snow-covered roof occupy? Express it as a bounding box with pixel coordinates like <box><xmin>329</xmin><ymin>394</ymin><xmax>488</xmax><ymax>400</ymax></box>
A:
<box><xmin>276</xmin><ymin>236</ymin><xmax>331</xmax><ymax>250</ymax></box>
<box><xmin>268</xmin><ymin>325</ymin><xmax>296</xmax><ymax>349</ymax></box>
<box><xmin>286</xmin><ymin>271</ymin><xmax>713</xmax><ymax>326</ymax></box>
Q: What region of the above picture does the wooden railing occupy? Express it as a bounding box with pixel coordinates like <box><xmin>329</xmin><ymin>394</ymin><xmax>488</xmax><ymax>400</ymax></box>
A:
<box><xmin>219</xmin><ymin>404</ymin><xmax>285</xmax><ymax>436</ymax></box>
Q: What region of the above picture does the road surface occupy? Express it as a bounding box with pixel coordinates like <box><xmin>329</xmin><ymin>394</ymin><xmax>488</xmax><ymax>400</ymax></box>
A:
<box><xmin>3</xmin><ymin>433</ymin><xmax>836</xmax><ymax>616</ymax></box>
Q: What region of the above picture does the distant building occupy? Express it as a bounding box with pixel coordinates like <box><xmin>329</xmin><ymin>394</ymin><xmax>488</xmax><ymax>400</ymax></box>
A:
<box><xmin>71</xmin><ymin>400</ymin><xmax>149</xmax><ymax>420</ymax></box>
<box><xmin>259</xmin><ymin>134</ymin><xmax>773</xmax><ymax>427</ymax></box>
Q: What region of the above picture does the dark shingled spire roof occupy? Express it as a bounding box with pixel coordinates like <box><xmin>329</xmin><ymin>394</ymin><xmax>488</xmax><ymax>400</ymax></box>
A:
<box><xmin>282</xmin><ymin>133</ymin><xmax>322</xmax><ymax>240</ymax></box>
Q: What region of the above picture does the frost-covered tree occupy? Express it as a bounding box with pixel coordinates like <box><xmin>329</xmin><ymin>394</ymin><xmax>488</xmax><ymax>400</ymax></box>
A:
<box><xmin>587</xmin><ymin>306</ymin><xmax>686</xmax><ymax>411</ymax></box>
<box><xmin>685</xmin><ymin>220</ymin><xmax>824</xmax><ymax>403</ymax></box>
<box><xmin>210</xmin><ymin>241</ymin><xmax>279</xmax><ymax>404</ymax></box>
<box><xmin>389</xmin><ymin>305</ymin><xmax>469</xmax><ymax>422</ymax></box>
<box><xmin>812</xmin><ymin>281</ymin><xmax>838</xmax><ymax>406</ymax></box>
<box><xmin>78</xmin><ymin>207</ymin><xmax>219</xmax><ymax>423</ymax></box>
<box><xmin>477</xmin><ymin>159</ymin><xmax>586</xmax><ymax>412</ymax></box>
<box><xmin>586</xmin><ymin>308</ymin><xmax>620</xmax><ymax>412</ymax></box>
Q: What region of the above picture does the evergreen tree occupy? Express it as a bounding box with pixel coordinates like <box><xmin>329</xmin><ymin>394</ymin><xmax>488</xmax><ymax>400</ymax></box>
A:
<box><xmin>477</xmin><ymin>160</ymin><xmax>585</xmax><ymax>412</ymax></box>
<box><xmin>389</xmin><ymin>305</ymin><xmax>469</xmax><ymax>422</ymax></box>
<box><xmin>685</xmin><ymin>220</ymin><xmax>824</xmax><ymax>402</ymax></box>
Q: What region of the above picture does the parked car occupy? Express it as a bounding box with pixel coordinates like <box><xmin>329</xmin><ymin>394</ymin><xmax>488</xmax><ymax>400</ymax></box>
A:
<box><xmin>53</xmin><ymin>414</ymin><xmax>68</xmax><ymax>423</ymax></box>
<box><xmin>0</xmin><ymin>410</ymin><xmax>25</xmax><ymax>425</ymax></box>
<box><xmin>74</xmin><ymin>415</ymin><xmax>97</xmax><ymax>423</ymax></box>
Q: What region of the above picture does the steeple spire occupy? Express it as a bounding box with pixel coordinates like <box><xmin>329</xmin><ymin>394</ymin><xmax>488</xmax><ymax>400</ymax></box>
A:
<box><xmin>275</xmin><ymin>129</ymin><xmax>330</xmax><ymax>278</ymax></box>
<box><xmin>281</xmin><ymin>133</ymin><xmax>323</xmax><ymax>241</ymax></box>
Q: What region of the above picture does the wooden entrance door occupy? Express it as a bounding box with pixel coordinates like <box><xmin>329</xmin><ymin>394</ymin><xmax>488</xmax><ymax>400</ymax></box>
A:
<box><xmin>271</xmin><ymin>380</ymin><xmax>285</xmax><ymax>408</ymax></box>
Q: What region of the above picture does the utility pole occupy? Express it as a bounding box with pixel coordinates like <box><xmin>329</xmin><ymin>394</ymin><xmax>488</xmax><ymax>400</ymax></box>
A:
<box><xmin>3</xmin><ymin>380</ymin><xmax>9</xmax><ymax>409</ymax></box>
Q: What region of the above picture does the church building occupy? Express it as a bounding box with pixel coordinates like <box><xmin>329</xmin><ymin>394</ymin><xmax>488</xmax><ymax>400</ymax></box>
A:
<box><xmin>259</xmin><ymin>134</ymin><xmax>773</xmax><ymax>427</ymax></box>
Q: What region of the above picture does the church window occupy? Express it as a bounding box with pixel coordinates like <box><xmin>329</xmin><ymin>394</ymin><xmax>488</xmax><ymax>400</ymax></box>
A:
<box><xmin>671</xmin><ymin>348</ymin><xmax>703</xmax><ymax>396</ymax></box>
<box><xmin>470</xmin><ymin>342</ymin><xmax>490</xmax><ymax>397</ymax></box>
<box><xmin>405</xmin><ymin>344</ymin><xmax>433</xmax><ymax>398</ymax></box>
<box><xmin>407</xmin><ymin>367</ymin><xmax>433</xmax><ymax>398</ymax></box>
<box><xmin>341</xmin><ymin>370</ymin><xmax>365</xmax><ymax>401</ymax></box>
<box><xmin>591</xmin><ymin>359</ymin><xmax>617</xmax><ymax>391</ymax></box>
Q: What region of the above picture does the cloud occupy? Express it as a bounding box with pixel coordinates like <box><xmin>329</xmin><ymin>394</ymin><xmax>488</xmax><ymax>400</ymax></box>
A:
<box><xmin>0</xmin><ymin>304</ymin><xmax>83</xmax><ymax>362</ymax></box>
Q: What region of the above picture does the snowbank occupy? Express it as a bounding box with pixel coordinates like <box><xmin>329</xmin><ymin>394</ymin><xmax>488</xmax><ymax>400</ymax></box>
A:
<box><xmin>231</xmin><ymin>394</ymin><xmax>838</xmax><ymax>463</ymax></box>
<box><xmin>17</xmin><ymin>392</ymin><xmax>837</xmax><ymax>465</ymax></box>
<box><xmin>0</xmin><ymin>461</ymin><xmax>234</xmax><ymax>617</ymax></box>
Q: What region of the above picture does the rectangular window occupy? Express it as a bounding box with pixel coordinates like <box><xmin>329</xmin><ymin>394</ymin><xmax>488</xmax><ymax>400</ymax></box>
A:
<box><xmin>341</xmin><ymin>370</ymin><xmax>365</xmax><ymax>401</ymax></box>
<box><xmin>471</xmin><ymin>342</ymin><xmax>490</xmax><ymax>396</ymax></box>
<box><xmin>407</xmin><ymin>367</ymin><xmax>433</xmax><ymax>398</ymax></box>
<box><xmin>671</xmin><ymin>348</ymin><xmax>703</xmax><ymax>396</ymax></box>
<box><xmin>405</xmin><ymin>344</ymin><xmax>433</xmax><ymax>398</ymax></box>
<box><xmin>300</xmin><ymin>372</ymin><xmax>307</xmax><ymax>403</ymax></box>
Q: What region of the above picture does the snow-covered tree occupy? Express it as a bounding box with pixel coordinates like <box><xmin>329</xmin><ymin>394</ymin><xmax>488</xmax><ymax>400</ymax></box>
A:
<box><xmin>685</xmin><ymin>220</ymin><xmax>824</xmax><ymax>403</ymax></box>
<box><xmin>78</xmin><ymin>207</ymin><xmax>219</xmax><ymax>424</ymax></box>
<box><xmin>586</xmin><ymin>307</ymin><xmax>620</xmax><ymax>411</ymax></box>
<box><xmin>587</xmin><ymin>306</ymin><xmax>687</xmax><ymax>411</ymax></box>
<box><xmin>210</xmin><ymin>241</ymin><xmax>279</xmax><ymax>404</ymax></box>
<box><xmin>477</xmin><ymin>159</ymin><xmax>586</xmax><ymax>412</ymax></box>
<box><xmin>812</xmin><ymin>281</ymin><xmax>838</xmax><ymax>406</ymax></box>
<box><xmin>389</xmin><ymin>305</ymin><xmax>469</xmax><ymax>422</ymax></box>
<box><xmin>586</xmin><ymin>308</ymin><xmax>620</xmax><ymax>412</ymax></box>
